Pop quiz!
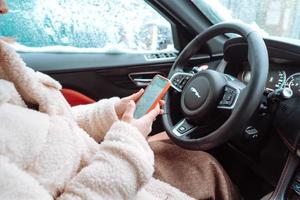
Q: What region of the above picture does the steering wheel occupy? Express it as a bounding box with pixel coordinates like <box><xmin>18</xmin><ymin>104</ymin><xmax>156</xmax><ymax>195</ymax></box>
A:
<box><xmin>162</xmin><ymin>22</ymin><xmax>269</xmax><ymax>150</ymax></box>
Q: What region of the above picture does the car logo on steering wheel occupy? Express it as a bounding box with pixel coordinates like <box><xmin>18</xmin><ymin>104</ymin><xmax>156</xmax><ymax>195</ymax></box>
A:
<box><xmin>190</xmin><ymin>87</ymin><xmax>201</xmax><ymax>98</ymax></box>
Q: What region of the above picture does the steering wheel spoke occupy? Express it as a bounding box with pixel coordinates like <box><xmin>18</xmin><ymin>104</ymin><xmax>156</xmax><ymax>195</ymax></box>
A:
<box><xmin>172</xmin><ymin>118</ymin><xmax>197</xmax><ymax>137</ymax></box>
<box><xmin>217</xmin><ymin>74</ymin><xmax>246</xmax><ymax>110</ymax></box>
<box><xmin>170</xmin><ymin>72</ymin><xmax>193</xmax><ymax>92</ymax></box>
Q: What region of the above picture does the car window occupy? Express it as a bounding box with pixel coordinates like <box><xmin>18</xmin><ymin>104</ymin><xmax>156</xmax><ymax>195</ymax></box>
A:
<box><xmin>0</xmin><ymin>0</ymin><xmax>175</xmax><ymax>53</ymax></box>
<box><xmin>192</xmin><ymin>0</ymin><xmax>300</xmax><ymax>41</ymax></box>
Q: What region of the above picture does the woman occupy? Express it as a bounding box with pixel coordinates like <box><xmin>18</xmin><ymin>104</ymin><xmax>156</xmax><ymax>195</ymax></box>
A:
<box><xmin>0</xmin><ymin>1</ymin><xmax>237</xmax><ymax>199</ymax></box>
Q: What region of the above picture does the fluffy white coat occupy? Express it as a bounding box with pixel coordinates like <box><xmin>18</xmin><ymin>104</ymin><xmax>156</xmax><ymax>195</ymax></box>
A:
<box><xmin>0</xmin><ymin>40</ymin><xmax>194</xmax><ymax>200</ymax></box>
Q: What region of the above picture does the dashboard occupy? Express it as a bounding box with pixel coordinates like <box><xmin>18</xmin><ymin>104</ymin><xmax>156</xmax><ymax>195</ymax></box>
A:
<box><xmin>219</xmin><ymin>36</ymin><xmax>300</xmax><ymax>159</ymax></box>
<box><xmin>215</xmin><ymin>37</ymin><xmax>300</xmax><ymax>195</ymax></box>
<box><xmin>223</xmin><ymin>37</ymin><xmax>300</xmax><ymax>98</ymax></box>
<box><xmin>236</xmin><ymin>64</ymin><xmax>300</xmax><ymax>97</ymax></box>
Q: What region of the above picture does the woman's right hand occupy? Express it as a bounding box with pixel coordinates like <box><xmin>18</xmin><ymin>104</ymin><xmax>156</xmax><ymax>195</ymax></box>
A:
<box><xmin>121</xmin><ymin>100</ymin><xmax>161</xmax><ymax>138</ymax></box>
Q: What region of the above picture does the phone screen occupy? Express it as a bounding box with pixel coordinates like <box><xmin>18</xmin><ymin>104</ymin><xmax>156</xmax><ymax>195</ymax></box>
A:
<box><xmin>134</xmin><ymin>76</ymin><xmax>169</xmax><ymax>119</ymax></box>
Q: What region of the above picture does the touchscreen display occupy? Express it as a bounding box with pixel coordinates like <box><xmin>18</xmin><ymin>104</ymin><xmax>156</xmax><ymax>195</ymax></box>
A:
<box><xmin>134</xmin><ymin>76</ymin><xmax>169</xmax><ymax>119</ymax></box>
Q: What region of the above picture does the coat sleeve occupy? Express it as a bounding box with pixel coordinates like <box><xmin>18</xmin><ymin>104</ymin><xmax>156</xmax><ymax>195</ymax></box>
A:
<box><xmin>58</xmin><ymin>121</ymin><xmax>154</xmax><ymax>200</ymax></box>
<box><xmin>71</xmin><ymin>97</ymin><xmax>120</xmax><ymax>142</ymax></box>
<box><xmin>0</xmin><ymin>156</ymin><xmax>53</xmax><ymax>200</ymax></box>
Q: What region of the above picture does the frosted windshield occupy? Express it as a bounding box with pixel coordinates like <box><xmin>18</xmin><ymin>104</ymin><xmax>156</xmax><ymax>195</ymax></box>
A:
<box><xmin>0</xmin><ymin>0</ymin><xmax>175</xmax><ymax>53</ymax></box>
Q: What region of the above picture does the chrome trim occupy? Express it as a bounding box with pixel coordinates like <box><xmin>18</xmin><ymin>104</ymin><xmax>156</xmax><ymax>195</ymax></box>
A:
<box><xmin>189</xmin><ymin>54</ymin><xmax>211</xmax><ymax>61</ymax></box>
<box><xmin>216</xmin><ymin>59</ymin><xmax>227</xmax><ymax>73</ymax></box>
<box><xmin>172</xmin><ymin>119</ymin><xmax>197</xmax><ymax>137</ymax></box>
<box><xmin>128</xmin><ymin>71</ymin><xmax>160</xmax><ymax>86</ymax></box>
<box><xmin>132</xmin><ymin>78</ymin><xmax>152</xmax><ymax>82</ymax></box>
<box><xmin>282</xmin><ymin>88</ymin><xmax>293</xmax><ymax>99</ymax></box>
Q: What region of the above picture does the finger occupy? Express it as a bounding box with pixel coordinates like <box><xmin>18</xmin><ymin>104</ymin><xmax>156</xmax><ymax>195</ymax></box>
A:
<box><xmin>143</xmin><ymin>104</ymin><xmax>160</xmax><ymax>122</ymax></box>
<box><xmin>124</xmin><ymin>88</ymin><xmax>144</xmax><ymax>102</ymax></box>
<box><xmin>122</xmin><ymin>100</ymin><xmax>136</xmax><ymax>122</ymax></box>
<box><xmin>159</xmin><ymin>100</ymin><xmax>165</xmax><ymax>107</ymax></box>
<box><xmin>131</xmin><ymin>88</ymin><xmax>144</xmax><ymax>101</ymax></box>
<box><xmin>160</xmin><ymin>109</ymin><xmax>164</xmax><ymax>115</ymax></box>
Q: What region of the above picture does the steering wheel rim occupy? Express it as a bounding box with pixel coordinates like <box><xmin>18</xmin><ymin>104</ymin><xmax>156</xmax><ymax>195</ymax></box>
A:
<box><xmin>162</xmin><ymin>22</ymin><xmax>269</xmax><ymax>150</ymax></box>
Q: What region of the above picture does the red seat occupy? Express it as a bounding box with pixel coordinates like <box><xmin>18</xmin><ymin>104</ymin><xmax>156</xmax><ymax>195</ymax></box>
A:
<box><xmin>61</xmin><ymin>88</ymin><xmax>95</xmax><ymax>107</ymax></box>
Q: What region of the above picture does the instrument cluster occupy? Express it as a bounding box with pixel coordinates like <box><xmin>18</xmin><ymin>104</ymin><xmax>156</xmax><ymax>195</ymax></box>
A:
<box><xmin>285</xmin><ymin>73</ymin><xmax>300</xmax><ymax>97</ymax></box>
<box><xmin>239</xmin><ymin>69</ymin><xmax>300</xmax><ymax>97</ymax></box>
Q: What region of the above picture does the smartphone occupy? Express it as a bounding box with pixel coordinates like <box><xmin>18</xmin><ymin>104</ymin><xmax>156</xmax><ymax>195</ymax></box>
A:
<box><xmin>134</xmin><ymin>75</ymin><xmax>171</xmax><ymax>119</ymax></box>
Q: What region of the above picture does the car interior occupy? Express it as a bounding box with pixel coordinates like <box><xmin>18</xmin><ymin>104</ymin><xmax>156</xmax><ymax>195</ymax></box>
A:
<box><xmin>2</xmin><ymin>0</ymin><xmax>300</xmax><ymax>200</ymax></box>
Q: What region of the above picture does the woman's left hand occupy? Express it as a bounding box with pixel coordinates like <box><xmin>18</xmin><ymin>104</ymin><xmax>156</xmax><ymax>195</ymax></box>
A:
<box><xmin>115</xmin><ymin>89</ymin><xmax>144</xmax><ymax>119</ymax></box>
<box><xmin>115</xmin><ymin>89</ymin><xmax>165</xmax><ymax>119</ymax></box>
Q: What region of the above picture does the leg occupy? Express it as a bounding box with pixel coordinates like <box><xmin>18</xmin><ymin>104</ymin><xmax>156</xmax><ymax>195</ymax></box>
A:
<box><xmin>147</xmin><ymin>131</ymin><xmax>169</xmax><ymax>142</ymax></box>
<box><xmin>149</xmin><ymin>140</ymin><xmax>239</xmax><ymax>200</ymax></box>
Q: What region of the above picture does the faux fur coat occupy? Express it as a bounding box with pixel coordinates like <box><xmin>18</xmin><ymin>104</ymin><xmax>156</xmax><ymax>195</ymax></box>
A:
<box><xmin>0</xmin><ymin>40</ymin><xmax>194</xmax><ymax>200</ymax></box>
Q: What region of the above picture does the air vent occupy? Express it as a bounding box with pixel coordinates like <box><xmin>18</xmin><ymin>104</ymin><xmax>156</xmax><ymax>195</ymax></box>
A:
<box><xmin>144</xmin><ymin>52</ymin><xmax>178</xmax><ymax>61</ymax></box>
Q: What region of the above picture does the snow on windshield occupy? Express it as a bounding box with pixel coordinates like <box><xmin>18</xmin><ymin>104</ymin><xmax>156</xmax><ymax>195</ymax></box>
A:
<box><xmin>0</xmin><ymin>0</ymin><xmax>175</xmax><ymax>53</ymax></box>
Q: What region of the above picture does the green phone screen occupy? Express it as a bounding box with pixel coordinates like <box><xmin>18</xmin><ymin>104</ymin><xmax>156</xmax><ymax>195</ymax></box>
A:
<box><xmin>134</xmin><ymin>76</ymin><xmax>169</xmax><ymax>119</ymax></box>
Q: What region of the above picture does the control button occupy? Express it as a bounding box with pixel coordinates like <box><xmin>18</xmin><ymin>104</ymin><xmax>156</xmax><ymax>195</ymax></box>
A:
<box><xmin>171</xmin><ymin>73</ymin><xmax>193</xmax><ymax>92</ymax></box>
<box><xmin>219</xmin><ymin>96</ymin><xmax>235</xmax><ymax>106</ymax></box>
<box><xmin>219</xmin><ymin>86</ymin><xmax>237</xmax><ymax>107</ymax></box>
<box><xmin>171</xmin><ymin>53</ymin><xmax>178</xmax><ymax>57</ymax></box>
<box><xmin>159</xmin><ymin>53</ymin><xmax>166</xmax><ymax>58</ymax></box>
<box><xmin>175</xmin><ymin>120</ymin><xmax>195</xmax><ymax>135</ymax></box>
<box><xmin>227</xmin><ymin>93</ymin><xmax>236</xmax><ymax>105</ymax></box>
<box><xmin>179</xmin><ymin>78</ymin><xmax>186</xmax><ymax>85</ymax></box>
<box><xmin>225</xmin><ymin>94</ymin><xmax>232</xmax><ymax>101</ymax></box>
<box><xmin>146</xmin><ymin>54</ymin><xmax>156</xmax><ymax>59</ymax></box>
<box><xmin>178</xmin><ymin>126</ymin><xmax>186</xmax><ymax>133</ymax></box>
<box><xmin>244</xmin><ymin>126</ymin><xmax>259</xmax><ymax>140</ymax></box>
<box><xmin>172</xmin><ymin>78</ymin><xmax>180</xmax><ymax>84</ymax></box>
<box><xmin>182</xmin><ymin>78</ymin><xmax>189</xmax><ymax>85</ymax></box>
<box><xmin>224</xmin><ymin>87</ymin><xmax>231</xmax><ymax>92</ymax></box>
<box><xmin>173</xmin><ymin>75</ymin><xmax>191</xmax><ymax>90</ymax></box>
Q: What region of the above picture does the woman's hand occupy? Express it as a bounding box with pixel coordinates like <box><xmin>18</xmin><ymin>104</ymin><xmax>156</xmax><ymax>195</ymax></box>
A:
<box><xmin>115</xmin><ymin>89</ymin><xmax>144</xmax><ymax>119</ymax></box>
<box><xmin>121</xmin><ymin>100</ymin><xmax>162</xmax><ymax>138</ymax></box>
<box><xmin>0</xmin><ymin>0</ymin><xmax>8</xmax><ymax>14</ymax></box>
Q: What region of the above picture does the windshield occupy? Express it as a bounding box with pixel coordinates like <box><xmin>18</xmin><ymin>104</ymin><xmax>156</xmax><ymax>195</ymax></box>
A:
<box><xmin>193</xmin><ymin>0</ymin><xmax>300</xmax><ymax>41</ymax></box>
